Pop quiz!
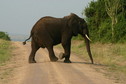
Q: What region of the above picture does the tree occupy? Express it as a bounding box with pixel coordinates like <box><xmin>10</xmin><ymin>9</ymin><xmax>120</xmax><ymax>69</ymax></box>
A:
<box><xmin>82</xmin><ymin>0</ymin><xmax>126</xmax><ymax>43</ymax></box>
<box><xmin>104</xmin><ymin>0</ymin><xmax>121</xmax><ymax>41</ymax></box>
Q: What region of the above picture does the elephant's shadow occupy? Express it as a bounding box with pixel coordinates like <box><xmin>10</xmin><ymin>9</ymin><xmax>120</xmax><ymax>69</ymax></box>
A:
<box><xmin>57</xmin><ymin>61</ymin><xmax>107</xmax><ymax>67</ymax></box>
<box><xmin>37</xmin><ymin>60</ymin><xmax>106</xmax><ymax>67</ymax></box>
<box><xmin>57</xmin><ymin>61</ymin><xmax>92</xmax><ymax>64</ymax></box>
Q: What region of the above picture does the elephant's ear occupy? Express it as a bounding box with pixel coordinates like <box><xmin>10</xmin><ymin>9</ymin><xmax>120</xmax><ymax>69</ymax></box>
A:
<box><xmin>68</xmin><ymin>14</ymin><xmax>79</xmax><ymax>36</ymax></box>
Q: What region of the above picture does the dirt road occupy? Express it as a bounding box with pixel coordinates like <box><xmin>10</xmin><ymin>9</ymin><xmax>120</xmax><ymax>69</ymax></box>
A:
<box><xmin>7</xmin><ymin>42</ymin><xmax>119</xmax><ymax>84</ymax></box>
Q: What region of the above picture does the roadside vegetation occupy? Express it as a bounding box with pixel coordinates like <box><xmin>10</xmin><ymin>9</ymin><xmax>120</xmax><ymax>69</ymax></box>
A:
<box><xmin>71</xmin><ymin>41</ymin><xmax>126</xmax><ymax>76</ymax></box>
<box><xmin>0</xmin><ymin>31</ymin><xmax>11</xmax><ymax>41</ymax></box>
<box><xmin>0</xmin><ymin>31</ymin><xmax>11</xmax><ymax>65</ymax></box>
<box><xmin>81</xmin><ymin>0</ymin><xmax>126</xmax><ymax>43</ymax></box>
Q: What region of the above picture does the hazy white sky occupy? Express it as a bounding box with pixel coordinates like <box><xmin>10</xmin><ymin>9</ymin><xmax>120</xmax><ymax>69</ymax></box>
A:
<box><xmin>0</xmin><ymin>0</ymin><xmax>94</xmax><ymax>35</ymax></box>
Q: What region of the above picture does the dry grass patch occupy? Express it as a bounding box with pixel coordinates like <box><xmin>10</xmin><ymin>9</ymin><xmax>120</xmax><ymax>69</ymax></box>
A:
<box><xmin>70</xmin><ymin>40</ymin><xmax>126</xmax><ymax>83</ymax></box>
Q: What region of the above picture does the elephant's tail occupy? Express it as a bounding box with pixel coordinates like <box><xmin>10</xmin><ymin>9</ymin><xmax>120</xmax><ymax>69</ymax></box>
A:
<box><xmin>23</xmin><ymin>34</ymin><xmax>32</xmax><ymax>45</ymax></box>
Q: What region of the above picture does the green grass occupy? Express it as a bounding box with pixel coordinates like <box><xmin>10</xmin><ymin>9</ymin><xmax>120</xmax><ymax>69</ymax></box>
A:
<box><xmin>0</xmin><ymin>39</ymin><xmax>11</xmax><ymax>65</ymax></box>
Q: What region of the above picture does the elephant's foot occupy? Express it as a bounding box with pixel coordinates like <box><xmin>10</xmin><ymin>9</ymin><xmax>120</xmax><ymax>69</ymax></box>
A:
<box><xmin>64</xmin><ymin>59</ymin><xmax>71</xmax><ymax>63</ymax></box>
<box><xmin>29</xmin><ymin>60</ymin><xmax>36</xmax><ymax>63</ymax></box>
<box><xmin>29</xmin><ymin>58</ymin><xmax>36</xmax><ymax>63</ymax></box>
<box><xmin>50</xmin><ymin>57</ymin><xmax>58</xmax><ymax>62</ymax></box>
<box><xmin>59</xmin><ymin>52</ymin><xmax>65</xmax><ymax>59</ymax></box>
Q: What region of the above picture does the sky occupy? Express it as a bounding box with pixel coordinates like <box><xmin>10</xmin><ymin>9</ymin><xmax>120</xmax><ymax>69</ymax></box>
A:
<box><xmin>0</xmin><ymin>0</ymin><xmax>94</xmax><ymax>35</ymax></box>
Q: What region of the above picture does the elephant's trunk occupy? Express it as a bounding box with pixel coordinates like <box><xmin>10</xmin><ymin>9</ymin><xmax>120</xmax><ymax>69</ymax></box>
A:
<box><xmin>84</xmin><ymin>34</ymin><xmax>94</xmax><ymax>64</ymax></box>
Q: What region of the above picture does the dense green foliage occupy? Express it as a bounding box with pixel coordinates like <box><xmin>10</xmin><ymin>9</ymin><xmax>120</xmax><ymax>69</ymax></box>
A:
<box><xmin>0</xmin><ymin>31</ymin><xmax>11</xmax><ymax>41</ymax></box>
<box><xmin>82</xmin><ymin>0</ymin><xmax>126</xmax><ymax>43</ymax></box>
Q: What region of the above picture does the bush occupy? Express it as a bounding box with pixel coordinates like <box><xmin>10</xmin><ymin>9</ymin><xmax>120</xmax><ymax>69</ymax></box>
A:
<box><xmin>82</xmin><ymin>0</ymin><xmax>126</xmax><ymax>43</ymax></box>
<box><xmin>98</xmin><ymin>18</ymin><xmax>112</xmax><ymax>43</ymax></box>
<box><xmin>0</xmin><ymin>31</ymin><xmax>11</xmax><ymax>41</ymax></box>
<box><xmin>114</xmin><ymin>20</ymin><xmax>126</xmax><ymax>43</ymax></box>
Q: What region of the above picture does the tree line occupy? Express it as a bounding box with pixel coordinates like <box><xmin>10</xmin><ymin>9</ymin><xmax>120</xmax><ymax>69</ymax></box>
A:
<box><xmin>82</xmin><ymin>0</ymin><xmax>126</xmax><ymax>43</ymax></box>
<box><xmin>0</xmin><ymin>31</ymin><xmax>11</xmax><ymax>41</ymax></box>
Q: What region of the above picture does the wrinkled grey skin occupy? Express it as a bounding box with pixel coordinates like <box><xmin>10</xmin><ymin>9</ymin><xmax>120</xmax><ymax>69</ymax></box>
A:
<box><xmin>23</xmin><ymin>13</ymin><xmax>93</xmax><ymax>64</ymax></box>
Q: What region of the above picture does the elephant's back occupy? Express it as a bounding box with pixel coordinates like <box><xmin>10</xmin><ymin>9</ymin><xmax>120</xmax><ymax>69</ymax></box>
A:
<box><xmin>30</xmin><ymin>16</ymin><xmax>63</xmax><ymax>47</ymax></box>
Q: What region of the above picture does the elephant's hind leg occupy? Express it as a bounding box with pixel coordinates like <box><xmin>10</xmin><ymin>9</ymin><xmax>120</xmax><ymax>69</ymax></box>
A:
<box><xmin>29</xmin><ymin>40</ymin><xmax>40</xmax><ymax>63</ymax></box>
<box><xmin>47</xmin><ymin>46</ymin><xmax>58</xmax><ymax>62</ymax></box>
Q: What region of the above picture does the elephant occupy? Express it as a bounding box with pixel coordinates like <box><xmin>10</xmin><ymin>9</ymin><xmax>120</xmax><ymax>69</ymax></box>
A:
<box><xmin>23</xmin><ymin>13</ymin><xmax>94</xmax><ymax>64</ymax></box>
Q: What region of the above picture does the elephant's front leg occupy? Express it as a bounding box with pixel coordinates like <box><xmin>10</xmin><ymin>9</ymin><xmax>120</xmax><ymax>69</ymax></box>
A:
<box><xmin>47</xmin><ymin>46</ymin><xmax>58</xmax><ymax>62</ymax></box>
<box><xmin>61</xmin><ymin>41</ymin><xmax>71</xmax><ymax>63</ymax></box>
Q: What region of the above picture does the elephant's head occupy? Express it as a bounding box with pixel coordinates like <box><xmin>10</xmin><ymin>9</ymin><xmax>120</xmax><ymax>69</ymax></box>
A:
<box><xmin>66</xmin><ymin>13</ymin><xmax>94</xmax><ymax>64</ymax></box>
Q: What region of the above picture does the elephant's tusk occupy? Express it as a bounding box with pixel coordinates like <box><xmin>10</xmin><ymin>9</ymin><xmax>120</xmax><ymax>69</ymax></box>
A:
<box><xmin>85</xmin><ymin>34</ymin><xmax>92</xmax><ymax>41</ymax></box>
